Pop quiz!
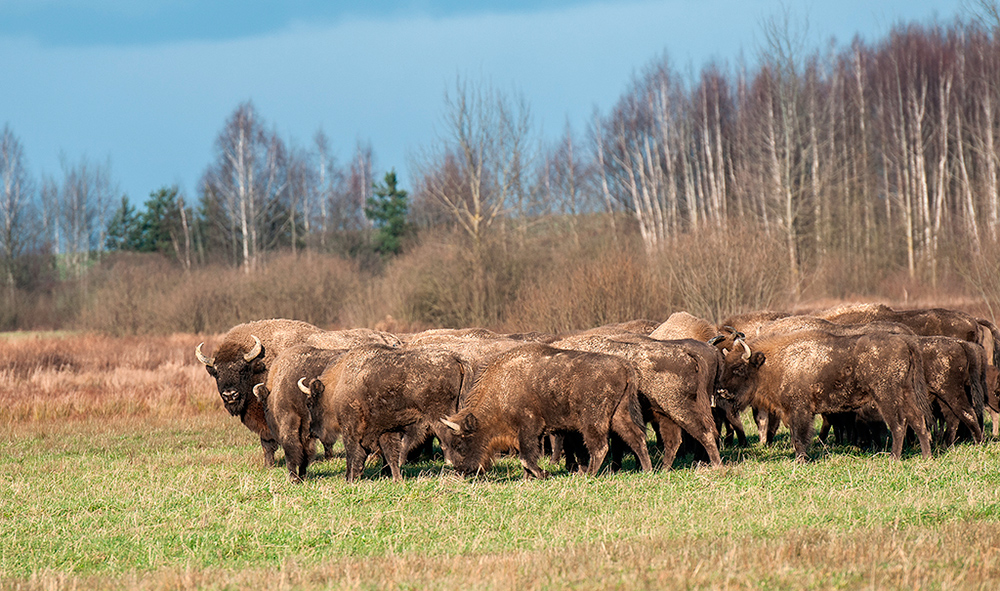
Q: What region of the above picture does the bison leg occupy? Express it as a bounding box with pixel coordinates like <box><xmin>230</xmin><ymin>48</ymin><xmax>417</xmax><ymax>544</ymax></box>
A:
<box><xmin>548</xmin><ymin>433</ymin><xmax>564</xmax><ymax>464</ymax></box>
<box><xmin>609</xmin><ymin>408</ymin><xmax>652</xmax><ymax>472</ymax></box>
<box><xmin>378</xmin><ymin>433</ymin><xmax>404</xmax><ymax>482</ymax></box>
<box><xmin>992</xmin><ymin>409</ymin><xmax>1000</xmax><ymax>438</ymax></box>
<box><xmin>580</xmin><ymin>427</ymin><xmax>611</xmax><ymax>477</ymax></box>
<box><xmin>342</xmin><ymin>436</ymin><xmax>368</xmax><ymax>483</ymax></box>
<box><xmin>516</xmin><ymin>430</ymin><xmax>548</xmax><ymax>479</ymax></box>
<box><xmin>260</xmin><ymin>437</ymin><xmax>279</xmax><ymax>468</ymax></box>
<box><xmin>655</xmin><ymin>414</ymin><xmax>683</xmax><ymax>470</ymax></box>
<box><xmin>787</xmin><ymin>411</ymin><xmax>815</xmax><ymax>462</ymax></box>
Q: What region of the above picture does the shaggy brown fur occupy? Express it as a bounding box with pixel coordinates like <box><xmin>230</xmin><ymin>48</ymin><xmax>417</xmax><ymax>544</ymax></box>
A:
<box><xmin>551</xmin><ymin>333</ymin><xmax>722</xmax><ymax>468</ymax></box>
<box><xmin>440</xmin><ymin>343</ymin><xmax>652</xmax><ymax>478</ymax></box>
<box><xmin>309</xmin><ymin>344</ymin><xmax>473</xmax><ymax>482</ymax></box>
<box><xmin>719</xmin><ymin>330</ymin><xmax>933</xmax><ymax>461</ymax></box>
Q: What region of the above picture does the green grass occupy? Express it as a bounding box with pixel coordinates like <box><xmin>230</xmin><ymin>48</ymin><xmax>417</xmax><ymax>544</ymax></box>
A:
<box><xmin>2</xmin><ymin>415</ymin><xmax>1000</xmax><ymax>589</ymax></box>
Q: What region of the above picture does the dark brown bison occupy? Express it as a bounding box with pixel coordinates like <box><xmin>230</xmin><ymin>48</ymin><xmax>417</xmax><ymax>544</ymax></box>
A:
<box><xmin>550</xmin><ymin>333</ymin><xmax>722</xmax><ymax>468</ymax></box>
<box><xmin>718</xmin><ymin>330</ymin><xmax>933</xmax><ymax>461</ymax></box>
<box><xmin>439</xmin><ymin>343</ymin><xmax>653</xmax><ymax>478</ymax></box>
<box><xmin>251</xmin><ymin>345</ymin><xmax>347</xmax><ymax>482</ymax></box>
<box><xmin>195</xmin><ymin>319</ymin><xmax>399</xmax><ymax>466</ymax></box>
<box><xmin>914</xmin><ymin>337</ymin><xmax>985</xmax><ymax>446</ymax></box>
<box><xmin>307</xmin><ymin>344</ymin><xmax>472</xmax><ymax>482</ymax></box>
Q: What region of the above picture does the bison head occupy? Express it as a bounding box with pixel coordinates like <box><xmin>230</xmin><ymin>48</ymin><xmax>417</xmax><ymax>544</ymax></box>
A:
<box><xmin>439</xmin><ymin>414</ymin><xmax>486</xmax><ymax>476</ymax></box>
<box><xmin>195</xmin><ymin>335</ymin><xmax>266</xmax><ymax>417</ymax></box>
<box><xmin>718</xmin><ymin>338</ymin><xmax>765</xmax><ymax>407</ymax></box>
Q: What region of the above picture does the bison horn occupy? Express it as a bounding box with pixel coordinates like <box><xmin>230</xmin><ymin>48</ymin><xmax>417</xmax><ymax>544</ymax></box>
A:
<box><xmin>195</xmin><ymin>343</ymin><xmax>215</xmax><ymax>367</ymax></box>
<box><xmin>252</xmin><ymin>383</ymin><xmax>267</xmax><ymax>401</ymax></box>
<box><xmin>244</xmin><ymin>335</ymin><xmax>263</xmax><ymax>362</ymax></box>
<box><xmin>297</xmin><ymin>377</ymin><xmax>311</xmax><ymax>395</ymax></box>
<box><xmin>441</xmin><ymin>418</ymin><xmax>462</xmax><ymax>432</ymax></box>
<box><xmin>736</xmin><ymin>337</ymin><xmax>751</xmax><ymax>360</ymax></box>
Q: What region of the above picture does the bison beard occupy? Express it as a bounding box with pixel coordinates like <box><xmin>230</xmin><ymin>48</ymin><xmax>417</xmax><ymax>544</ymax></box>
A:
<box><xmin>439</xmin><ymin>344</ymin><xmax>652</xmax><ymax>478</ymax></box>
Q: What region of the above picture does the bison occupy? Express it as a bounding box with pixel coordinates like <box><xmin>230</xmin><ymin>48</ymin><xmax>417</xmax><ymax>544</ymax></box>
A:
<box><xmin>819</xmin><ymin>303</ymin><xmax>998</xmax><ymax>366</ymax></box>
<box><xmin>718</xmin><ymin>330</ymin><xmax>933</xmax><ymax>461</ymax></box>
<box><xmin>306</xmin><ymin>343</ymin><xmax>472</xmax><ymax>482</ymax></box>
<box><xmin>551</xmin><ymin>333</ymin><xmax>722</xmax><ymax>468</ymax></box>
<box><xmin>648</xmin><ymin>311</ymin><xmax>719</xmax><ymax>342</ymax></box>
<box><xmin>195</xmin><ymin>319</ymin><xmax>399</xmax><ymax>466</ymax></box>
<box><xmin>439</xmin><ymin>343</ymin><xmax>653</xmax><ymax>478</ymax></box>
<box><xmin>251</xmin><ymin>345</ymin><xmax>347</xmax><ymax>482</ymax></box>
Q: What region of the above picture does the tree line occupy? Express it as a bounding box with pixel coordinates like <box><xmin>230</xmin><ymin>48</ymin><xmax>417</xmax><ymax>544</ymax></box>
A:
<box><xmin>2</xmin><ymin>12</ymin><xmax>1000</xmax><ymax>331</ymax></box>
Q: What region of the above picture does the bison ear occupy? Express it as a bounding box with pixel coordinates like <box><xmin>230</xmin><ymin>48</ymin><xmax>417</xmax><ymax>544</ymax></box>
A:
<box><xmin>310</xmin><ymin>379</ymin><xmax>325</xmax><ymax>398</ymax></box>
<box><xmin>250</xmin><ymin>359</ymin><xmax>266</xmax><ymax>375</ymax></box>
<box><xmin>749</xmin><ymin>351</ymin><xmax>766</xmax><ymax>369</ymax></box>
<box><xmin>462</xmin><ymin>414</ymin><xmax>479</xmax><ymax>434</ymax></box>
<box><xmin>205</xmin><ymin>365</ymin><xmax>218</xmax><ymax>378</ymax></box>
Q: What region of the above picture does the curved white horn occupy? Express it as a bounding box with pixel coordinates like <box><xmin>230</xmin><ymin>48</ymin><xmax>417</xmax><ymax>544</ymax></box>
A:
<box><xmin>298</xmin><ymin>377</ymin><xmax>311</xmax><ymax>395</ymax></box>
<box><xmin>195</xmin><ymin>343</ymin><xmax>215</xmax><ymax>367</ymax></box>
<box><xmin>252</xmin><ymin>383</ymin><xmax>267</xmax><ymax>401</ymax></box>
<box><xmin>440</xmin><ymin>418</ymin><xmax>462</xmax><ymax>432</ymax></box>
<box><xmin>736</xmin><ymin>337</ymin><xmax>751</xmax><ymax>361</ymax></box>
<box><xmin>244</xmin><ymin>335</ymin><xmax>263</xmax><ymax>362</ymax></box>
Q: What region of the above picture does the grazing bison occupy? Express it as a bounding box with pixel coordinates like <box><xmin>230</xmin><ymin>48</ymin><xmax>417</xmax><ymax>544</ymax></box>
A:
<box><xmin>439</xmin><ymin>343</ymin><xmax>653</xmax><ymax>478</ymax></box>
<box><xmin>718</xmin><ymin>330</ymin><xmax>933</xmax><ymax>461</ymax></box>
<box><xmin>551</xmin><ymin>333</ymin><xmax>722</xmax><ymax>468</ymax></box>
<box><xmin>307</xmin><ymin>344</ymin><xmax>472</xmax><ymax>482</ymax></box>
<box><xmin>252</xmin><ymin>345</ymin><xmax>347</xmax><ymax>482</ymax></box>
<box><xmin>195</xmin><ymin>319</ymin><xmax>399</xmax><ymax>466</ymax></box>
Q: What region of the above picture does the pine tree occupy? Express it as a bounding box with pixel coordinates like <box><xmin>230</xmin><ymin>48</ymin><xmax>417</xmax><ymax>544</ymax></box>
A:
<box><xmin>364</xmin><ymin>170</ymin><xmax>410</xmax><ymax>256</ymax></box>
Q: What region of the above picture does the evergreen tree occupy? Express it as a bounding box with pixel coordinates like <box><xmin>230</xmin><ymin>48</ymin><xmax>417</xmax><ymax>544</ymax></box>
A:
<box><xmin>364</xmin><ymin>170</ymin><xmax>410</xmax><ymax>256</ymax></box>
<box><xmin>138</xmin><ymin>186</ymin><xmax>182</xmax><ymax>254</ymax></box>
<box><xmin>105</xmin><ymin>196</ymin><xmax>142</xmax><ymax>251</ymax></box>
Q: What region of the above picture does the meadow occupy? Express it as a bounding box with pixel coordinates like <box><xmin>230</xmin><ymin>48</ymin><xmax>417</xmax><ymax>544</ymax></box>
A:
<box><xmin>1</xmin><ymin>332</ymin><xmax>999</xmax><ymax>590</ymax></box>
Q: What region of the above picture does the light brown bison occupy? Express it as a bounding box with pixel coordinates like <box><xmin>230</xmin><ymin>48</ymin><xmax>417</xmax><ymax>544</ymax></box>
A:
<box><xmin>251</xmin><ymin>345</ymin><xmax>347</xmax><ymax>482</ymax></box>
<box><xmin>648</xmin><ymin>312</ymin><xmax>719</xmax><ymax>342</ymax></box>
<box><xmin>745</xmin><ymin>317</ymin><xmax>983</xmax><ymax>447</ymax></box>
<box><xmin>307</xmin><ymin>344</ymin><xmax>472</xmax><ymax>482</ymax></box>
<box><xmin>439</xmin><ymin>343</ymin><xmax>652</xmax><ymax>478</ymax></box>
<box><xmin>551</xmin><ymin>333</ymin><xmax>722</xmax><ymax>468</ymax></box>
<box><xmin>195</xmin><ymin>319</ymin><xmax>399</xmax><ymax>466</ymax></box>
<box><xmin>718</xmin><ymin>330</ymin><xmax>933</xmax><ymax>461</ymax></box>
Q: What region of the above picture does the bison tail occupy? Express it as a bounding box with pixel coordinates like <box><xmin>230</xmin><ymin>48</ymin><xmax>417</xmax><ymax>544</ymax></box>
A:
<box><xmin>978</xmin><ymin>318</ymin><xmax>1000</xmax><ymax>369</ymax></box>
<box><xmin>456</xmin><ymin>356</ymin><xmax>477</xmax><ymax>410</ymax></box>
<box><xmin>905</xmin><ymin>339</ymin><xmax>934</xmax><ymax>429</ymax></box>
<box><xmin>624</xmin><ymin>365</ymin><xmax>645</xmax><ymax>429</ymax></box>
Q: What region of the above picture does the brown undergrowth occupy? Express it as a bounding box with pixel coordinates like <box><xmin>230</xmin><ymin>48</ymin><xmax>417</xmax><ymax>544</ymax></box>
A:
<box><xmin>0</xmin><ymin>332</ymin><xmax>221</xmax><ymax>425</ymax></box>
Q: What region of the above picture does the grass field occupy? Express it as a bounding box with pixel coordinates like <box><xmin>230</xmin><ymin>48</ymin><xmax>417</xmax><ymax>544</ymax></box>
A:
<box><xmin>1</xmin><ymin>333</ymin><xmax>999</xmax><ymax>589</ymax></box>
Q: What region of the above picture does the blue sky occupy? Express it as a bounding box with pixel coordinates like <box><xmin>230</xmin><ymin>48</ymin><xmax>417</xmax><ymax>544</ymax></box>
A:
<box><xmin>0</xmin><ymin>0</ymin><xmax>967</xmax><ymax>204</ymax></box>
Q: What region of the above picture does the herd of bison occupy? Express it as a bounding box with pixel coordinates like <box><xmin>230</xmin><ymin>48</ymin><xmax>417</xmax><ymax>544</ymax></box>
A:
<box><xmin>193</xmin><ymin>303</ymin><xmax>1000</xmax><ymax>483</ymax></box>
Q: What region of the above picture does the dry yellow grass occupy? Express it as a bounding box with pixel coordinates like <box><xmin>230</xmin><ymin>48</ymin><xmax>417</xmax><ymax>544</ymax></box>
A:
<box><xmin>0</xmin><ymin>332</ymin><xmax>222</xmax><ymax>424</ymax></box>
